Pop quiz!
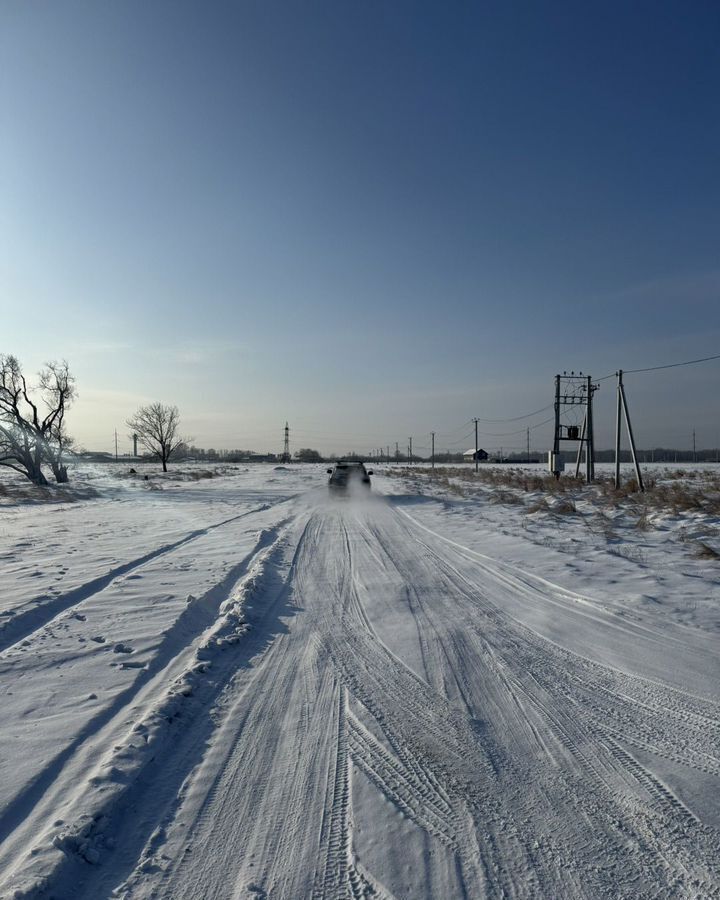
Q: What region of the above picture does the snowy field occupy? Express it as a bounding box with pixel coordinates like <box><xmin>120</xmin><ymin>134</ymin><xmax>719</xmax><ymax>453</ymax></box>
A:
<box><xmin>1</xmin><ymin>461</ymin><xmax>719</xmax><ymax>899</ymax></box>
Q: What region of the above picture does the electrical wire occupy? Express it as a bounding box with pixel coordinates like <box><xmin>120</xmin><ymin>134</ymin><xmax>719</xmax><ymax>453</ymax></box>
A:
<box><xmin>441</xmin><ymin>429</ymin><xmax>477</xmax><ymax>448</ymax></box>
<box><xmin>470</xmin><ymin>403</ymin><xmax>554</xmax><ymax>423</ymax></box>
<box><xmin>595</xmin><ymin>352</ymin><xmax>720</xmax><ymax>381</ymax></box>
<box><xmin>435</xmin><ymin>419</ymin><xmax>475</xmax><ymax>438</ymax></box>
<box><xmin>475</xmin><ymin>416</ymin><xmax>555</xmax><ymax>438</ymax></box>
<box><xmin>623</xmin><ymin>352</ymin><xmax>720</xmax><ymax>374</ymax></box>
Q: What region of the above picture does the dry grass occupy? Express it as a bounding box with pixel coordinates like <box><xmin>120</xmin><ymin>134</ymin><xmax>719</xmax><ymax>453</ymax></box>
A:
<box><xmin>550</xmin><ymin>498</ymin><xmax>577</xmax><ymax>516</ymax></box>
<box><xmin>693</xmin><ymin>541</ymin><xmax>720</xmax><ymax>560</ymax></box>
<box><xmin>488</xmin><ymin>489</ymin><xmax>525</xmax><ymax>506</ymax></box>
<box><xmin>633</xmin><ymin>512</ymin><xmax>652</xmax><ymax>532</ymax></box>
<box><xmin>388</xmin><ymin>465</ymin><xmax>720</xmax><ymax>519</ymax></box>
<box><xmin>585</xmin><ymin>510</ymin><xmax>618</xmax><ymax>541</ymax></box>
<box><xmin>0</xmin><ymin>480</ymin><xmax>100</xmax><ymax>504</ymax></box>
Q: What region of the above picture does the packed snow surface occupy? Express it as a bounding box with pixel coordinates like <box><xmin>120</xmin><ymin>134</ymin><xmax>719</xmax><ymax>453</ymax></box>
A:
<box><xmin>0</xmin><ymin>462</ymin><xmax>718</xmax><ymax>899</ymax></box>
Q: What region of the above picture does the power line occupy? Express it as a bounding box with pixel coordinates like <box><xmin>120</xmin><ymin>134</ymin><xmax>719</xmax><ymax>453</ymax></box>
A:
<box><xmin>442</xmin><ymin>429</ymin><xmax>477</xmax><ymax>447</ymax></box>
<box><xmin>623</xmin><ymin>352</ymin><xmax>720</xmax><ymax>375</ymax></box>
<box><xmin>435</xmin><ymin>419</ymin><xmax>475</xmax><ymax>437</ymax></box>
<box><xmin>470</xmin><ymin>403</ymin><xmax>554</xmax><ymax>423</ymax></box>
<box><xmin>596</xmin><ymin>351</ymin><xmax>720</xmax><ymax>381</ymax></box>
<box><xmin>475</xmin><ymin>416</ymin><xmax>555</xmax><ymax>438</ymax></box>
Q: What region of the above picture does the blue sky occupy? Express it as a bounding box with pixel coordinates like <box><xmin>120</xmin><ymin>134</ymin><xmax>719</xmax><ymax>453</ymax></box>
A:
<box><xmin>1</xmin><ymin>1</ymin><xmax>719</xmax><ymax>456</ymax></box>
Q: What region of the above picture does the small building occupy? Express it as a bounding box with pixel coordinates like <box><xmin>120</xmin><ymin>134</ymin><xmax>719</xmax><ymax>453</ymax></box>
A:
<box><xmin>463</xmin><ymin>448</ymin><xmax>488</xmax><ymax>462</ymax></box>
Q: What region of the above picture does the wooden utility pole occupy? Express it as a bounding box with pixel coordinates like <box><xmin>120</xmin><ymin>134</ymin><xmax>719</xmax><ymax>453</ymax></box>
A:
<box><xmin>431</xmin><ymin>432</ymin><xmax>435</xmax><ymax>469</ymax></box>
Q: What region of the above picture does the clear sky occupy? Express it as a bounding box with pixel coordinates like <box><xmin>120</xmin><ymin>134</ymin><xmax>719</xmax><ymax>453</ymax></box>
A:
<box><xmin>2</xmin><ymin>1</ymin><xmax>719</xmax><ymax>457</ymax></box>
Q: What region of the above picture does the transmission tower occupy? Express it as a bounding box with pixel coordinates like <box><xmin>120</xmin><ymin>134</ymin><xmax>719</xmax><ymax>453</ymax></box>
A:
<box><xmin>551</xmin><ymin>372</ymin><xmax>598</xmax><ymax>482</ymax></box>
<box><xmin>282</xmin><ymin>421</ymin><xmax>290</xmax><ymax>463</ymax></box>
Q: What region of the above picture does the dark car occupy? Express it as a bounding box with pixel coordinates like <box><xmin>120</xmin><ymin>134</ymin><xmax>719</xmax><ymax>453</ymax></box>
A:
<box><xmin>327</xmin><ymin>460</ymin><xmax>373</xmax><ymax>491</ymax></box>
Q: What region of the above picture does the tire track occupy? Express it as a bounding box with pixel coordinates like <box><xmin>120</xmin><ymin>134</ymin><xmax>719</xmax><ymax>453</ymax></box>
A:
<box><xmin>38</xmin><ymin>495</ymin><xmax>720</xmax><ymax>900</ymax></box>
<box><xmin>315</xmin><ymin>689</ymin><xmax>353</xmax><ymax>899</ymax></box>
<box><xmin>387</xmin><ymin>506</ymin><xmax>720</xmax><ymax>896</ymax></box>
<box><xmin>0</xmin><ymin>499</ymin><xmax>286</xmax><ymax>654</ymax></box>
<box><xmin>0</xmin><ymin>522</ymin><xmax>292</xmax><ymax>899</ymax></box>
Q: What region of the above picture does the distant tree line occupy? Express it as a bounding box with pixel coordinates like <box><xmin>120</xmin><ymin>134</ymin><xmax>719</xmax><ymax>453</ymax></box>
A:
<box><xmin>183</xmin><ymin>446</ymin><xmax>279</xmax><ymax>462</ymax></box>
<box><xmin>550</xmin><ymin>448</ymin><xmax>720</xmax><ymax>465</ymax></box>
<box><xmin>180</xmin><ymin>447</ymin><xmax>325</xmax><ymax>463</ymax></box>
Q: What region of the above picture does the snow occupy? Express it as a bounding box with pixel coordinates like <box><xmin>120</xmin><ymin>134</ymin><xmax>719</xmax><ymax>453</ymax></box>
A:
<box><xmin>0</xmin><ymin>461</ymin><xmax>718</xmax><ymax>898</ymax></box>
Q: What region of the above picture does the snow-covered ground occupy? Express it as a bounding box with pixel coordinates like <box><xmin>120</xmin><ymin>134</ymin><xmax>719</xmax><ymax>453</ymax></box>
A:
<box><xmin>1</xmin><ymin>462</ymin><xmax>718</xmax><ymax>899</ymax></box>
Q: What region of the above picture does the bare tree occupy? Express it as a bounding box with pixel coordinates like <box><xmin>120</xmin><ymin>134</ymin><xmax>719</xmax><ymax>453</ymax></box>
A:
<box><xmin>39</xmin><ymin>361</ymin><xmax>76</xmax><ymax>483</ymax></box>
<box><xmin>44</xmin><ymin>420</ymin><xmax>76</xmax><ymax>484</ymax></box>
<box><xmin>126</xmin><ymin>403</ymin><xmax>188</xmax><ymax>472</ymax></box>
<box><xmin>0</xmin><ymin>355</ymin><xmax>76</xmax><ymax>485</ymax></box>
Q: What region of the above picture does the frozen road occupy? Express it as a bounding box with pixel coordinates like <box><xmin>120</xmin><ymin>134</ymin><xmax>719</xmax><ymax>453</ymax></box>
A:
<box><xmin>1</xmin><ymin>468</ymin><xmax>719</xmax><ymax>899</ymax></box>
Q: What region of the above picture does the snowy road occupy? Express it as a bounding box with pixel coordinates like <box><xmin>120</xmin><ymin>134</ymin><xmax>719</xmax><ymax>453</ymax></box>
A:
<box><xmin>1</xmin><ymin>466</ymin><xmax>719</xmax><ymax>899</ymax></box>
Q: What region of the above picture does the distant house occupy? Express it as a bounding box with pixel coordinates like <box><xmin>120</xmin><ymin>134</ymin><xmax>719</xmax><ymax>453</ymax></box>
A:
<box><xmin>463</xmin><ymin>448</ymin><xmax>488</xmax><ymax>462</ymax></box>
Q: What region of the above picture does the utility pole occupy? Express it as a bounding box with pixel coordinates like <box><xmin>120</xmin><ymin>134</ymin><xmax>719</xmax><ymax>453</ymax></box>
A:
<box><xmin>552</xmin><ymin>374</ymin><xmax>561</xmax><ymax>476</ymax></box>
<box><xmin>408</xmin><ymin>437</ymin><xmax>413</xmax><ymax>465</ymax></box>
<box><xmin>473</xmin><ymin>418</ymin><xmax>479</xmax><ymax>472</ymax></box>
<box><xmin>526</xmin><ymin>427</ymin><xmax>530</xmax><ymax>463</ymax></box>
<box><xmin>586</xmin><ymin>374</ymin><xmax>594</xmax><ymax>483</ymax></box>
<box><xmin>133</xmin><ymin>433</ymin><xmax>138</xmax><ymax>457</ymax></box>
<box><xmin>614</xmin><ymin>373</ymin><xmax>622</xmax><ymax>488</ymax></box>
<box><xmin>614</xmin><ymin>370</ymin><xmax>644</xmax><ymax>491</ymax></box>
<box><xmin>693</xmin><ymin>429</ymin><xmax>697</xmax><ymax>463</ymax></box>
<box><xmin>395</xmin><ymin>442</ymin><xmax>399</xmax><ymax>465</ymax></box>
<box><xmin>114</xmin><ymin>429</ymin><xmax>118</xmax><ymax>461</ymax></box>
<box><xmin>431</xmin><ymin>432</ymin><xmax>435</xmax><ymax>469</ymax></box>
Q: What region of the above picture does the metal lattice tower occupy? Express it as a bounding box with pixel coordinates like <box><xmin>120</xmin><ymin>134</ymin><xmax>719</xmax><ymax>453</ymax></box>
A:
<box><xmin>282</xmin><ymin>422</ymin><xmax>290</xmax><ymax>463</ymax></box>
<box><xmin>551</xmin><ymin>372</ymin><xmax>599</xmax><ymax>482</ymax></box>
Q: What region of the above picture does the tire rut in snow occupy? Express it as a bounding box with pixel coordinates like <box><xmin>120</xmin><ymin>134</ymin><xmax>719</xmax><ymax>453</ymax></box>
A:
<box><xmin>0</xmin><ymin>521</ymin><xmax>292</xmax><ymax>900</ymax></box>
<box><xmin>383</xmin><ymin>507</ymin><xmax>720</xmax><ymax>897</ymax></box>
<box><xmin>0</xmin><ymin>500</ymin><xmax>285</xmax><ymax>655</ymax></box>
<box><xmin>53</xmin><ymin>499</ymin><xmax>720</xmax><ymax>900</ymax></box>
